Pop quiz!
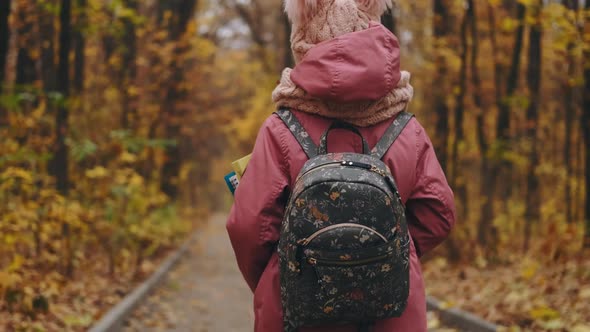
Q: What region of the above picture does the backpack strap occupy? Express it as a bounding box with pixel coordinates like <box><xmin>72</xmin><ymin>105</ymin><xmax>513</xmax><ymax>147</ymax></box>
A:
<box><xmin>274</xmin><ymin>108</ymin><xmax>318</xmax><ymax>159</ymax></box>
<box><xmin>370</xmin><ymin>111</ymin><xmax>414</xmax><ymax>160</ymax></box>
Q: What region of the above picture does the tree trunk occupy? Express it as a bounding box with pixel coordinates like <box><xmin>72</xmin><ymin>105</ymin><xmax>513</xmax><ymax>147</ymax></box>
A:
<box><xmin>73</xmin><ymin>0</ymin><xmax>86</xmax><ymax>93</ymax></box>
<box><xmin>432</xmin><ymin>0</ymin><xmax>452</xmax><ymax>174</ymax></box>
<box><xmin>283</xmin><ymin>13</ymin><xmax>294</xmax><ymax>68</ymax></box>
<box><xmin>159</xmin><ymin>0</ymin><xmax>198</xmax><ymax>199</ymax></box>
<box><xmin>120</xmin><ymin>0</ymin><xmax>137</xmax><ymax>129</ymax></box>
<box><xmin>15</xmin><ymin>49</ymin><xmax>35</xmax><ymax>85</ymax></box>
<box><xmin>499</xmin><ymin>3</ymin><xmax>527</xmax><ymax>203</ymax></box>
<box><xmin>451</xmin><ymin>1</ymin><xmax>470</xmax><ymax>180</ymax></box>
<box><xmin>523</xmin><ymin>1</ymin><xmax>543</xmax><ymax>252</ymax></box>
<box><xmin>0</xmin><ymin>0</ymin><xmax>11</xmax><ymax>88</ymax></box>
<box><xmin>381</xmin><ymin>7</ymin><xmax>398</xmax><ymax>36</ymax></box>
<box><xmin>160</xmin><ymin>60</ymin><xmax>183</xmax><ymax>198</ymax></box>
<box><xmin>479</xmin><ymin>3</ymin><xmax>526</xmax><ymax>250</ymax></box>
<box><xmin>39</xmin><ymin>7</ymin><xmax>56</xmax><ymax>92</ymax></box>
<box><xmin>583</xmin><ymin>0</ymin><xmax>590</xmax><ymax>248</ymax></box>
<box><xmin>54</xmin><ymin>0</ymin><xmax>73</xmax><ymax>277</ymax></box>
<box><xmin>470</xmin><ymin>0</ymin><xmax>482</xmax><ymax>111</ymax></box>
<box><xmin>478</xmin><ymin>3</ymin><xmax>500</xmax><ymax>249</ymax></box>
<box><xmin>450</xmin><ymin>0</ymin><xmax>470</xmax><ymax>229</ymax></box>
<box><xmin>14</xmin><ymin>3</ymin><xmax>36</xmax><ymax>87</ymax></box>
<box><xmin>0</xmin><ymin>0</ymin><xmax>11</xmax><ymax>125</ymax></box>
<box><xmin>54</xmin><ymin>0</ymin><xmax>71</xmax><ymax>194</ymax></box>
<box><xmin>497</xmin><ymin>3</ymin><xmax>526</xmax><ymax>141</ymax></box>
<box><xmin>564</xmin><ymin>0</ymin><xmax>579</xmax><ymax>224</ymax></box>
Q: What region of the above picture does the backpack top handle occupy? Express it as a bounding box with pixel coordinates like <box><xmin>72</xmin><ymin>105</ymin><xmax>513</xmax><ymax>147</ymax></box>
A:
<box><xmin>318</xmin><ymin>121</ymin><xmax>370</xmax><ymax>155</ymax></box>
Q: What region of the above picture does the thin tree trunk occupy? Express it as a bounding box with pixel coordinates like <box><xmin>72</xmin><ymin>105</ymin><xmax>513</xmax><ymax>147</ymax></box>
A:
<box><xmin>497</xmin><ymin>3</ymin><xmax>526</xmax><ymax>141</ymax></box>
<box><xmin>578</xmin><ymin>128</ymin><xmax>585</xmax><ymax>223</ymax></box>
<box><xmin>13</xmin><ymin>0</ymin><xmax>36</xmax><ymax>86</ymax></box>
<box><xmin>283</xmin><ymin>13</ymin><xmax>293</xmax><ymax>68</ymax></box>
<box><xmin>73</xmin><ymin>0</ymin><xmax>86</xmax><ymax>93</ymax></box>
<box><xmin>0</xmin><ymin>0</ymin><xmax>11</xmax><ymax>126</ymax></box>
<box><xmin>470</xmin><ymin>0</ymin><xmax>482</xmax><ymax>111</ymax></box>
<box><xmin>501</xmin><ymin>3</ymin><xmax>527</xmax><ymax>201</ymax></box>
<box><xmin>564</xmin><ymin>0</ymin><xmax>579</xmax><ymax>224</ymax></box>
<box><xmin>432</xmin><ymin>0</ymin><xmax>452</xmax><ymax>174</ymax></box>
<box><xmin>583</xmin><ymin>0</ymin><xmax>590</xmax><ymax>248</ymax></box>
<box><xmin>523</xmin><ymin>1</ymin><xmax>543</xmax><ymax>252</ymax></box>
<box><xmin>381</xmin><ymin>7</ymin><xmax>398</xmax><ymax>36</ymax></box>
<box><xmin>0</xmin><ymin>0</ymin><xmax>11</xmax><ymax>88</ymax></box>
<box><xmin>159</xmin><ymin>0</ymin><xmax>198</xmax><ymax>199</ymax></box>
<box><xmin>564</xmin><ymin>103</ymin><xmax>574</xmax><ymax>223</ymax></box>
<box><xmin>15</xmin><ymin>2</ymin><xmax>36</xmax><ymax>88</ymax></box>
<box><xmin>487</xmin><ymin>4</ymin><xmax>503</xmax><ymax>115</ymax></box>
<box><xmin>55</xmin><ymin>0</ymin><xmax>72</xmax><ymax>194</ymax></box>
<box><xmin>120</xmin><ymin>0</ymin><xmax>137</xmax><ymax>129</ymax></box>
<box><xmin>15</xmin><ymin>49</ymin><xmax>35</xmax><ymax>85</ymax></box>
<box><xmin>39</xmin><ymin>9</ymin><xmax>56</xmax><ymax>92</ymax></box>
<box><xmin>54</xmin><ymin>0</ymin><xmax>73</xmax><ymax>277</ymax></box>
<box><xmin>160</xmin><ymin>63</ymin><xmax>183</xmax><ymax>198</ymax></box>
<box><xmin>479</xmin><ymin>3</ymin><xmax>526</xmax><ymax>249</ymax></box>
<box><xmin>478</xmin><ymin>3</ymin><xmax>500</xmax><ymax>249</ymax></box>
<box><xmin>451</xmin><ymin>2</ymin><xmax>470</xmax><ymax>176</ymax></box>
<box><xmin>451</xmin><ymin>0</ymin><xmax>470</xmax><ymax>225</ymax></box>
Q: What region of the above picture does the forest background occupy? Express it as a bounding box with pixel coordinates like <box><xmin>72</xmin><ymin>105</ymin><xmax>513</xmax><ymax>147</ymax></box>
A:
<box><xmin>0</xmin><ymin>0</ymin><xmax>589</xmax><ymax>331</ymax></box>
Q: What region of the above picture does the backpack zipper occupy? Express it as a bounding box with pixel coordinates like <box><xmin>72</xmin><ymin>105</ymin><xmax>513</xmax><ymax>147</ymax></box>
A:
<box><xmin>299</xmin><ymin>160</ymin><xmax>387</xmax><ymax>180</ymax></box>
<box><xmin>307</xmin><ymin>252</ymin><xmax>393</xmax><ymax>267</ymax></box>
<box><xmin>296</xmin><ymin>162</ymin><xmax>341</xmax><ymax>181</ymax></box>
<box><xmin>298</xmin><ymin>223</ymin><xmax>390</xmax><ymax>246</ymax></box>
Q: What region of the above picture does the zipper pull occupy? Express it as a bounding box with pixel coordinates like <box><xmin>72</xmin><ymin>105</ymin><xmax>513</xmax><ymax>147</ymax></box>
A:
<box><xmin>297</xmin><ymin>238</ymin><xmax>310</xmax><ymax>246</ymax></box>
<box><xmin>341</xmin><ymin>160</ymin><xmax>387</xmax><ymax>177</ymax></box>
<box><xmin>370</xmin><ymin>165</ymin><xmax>386</xmax><ymax>177</ymax></box>
<box><xmin>342</xmin><ymin>160</ymin><xmax>372</xmax><ymax>170</ymax></box>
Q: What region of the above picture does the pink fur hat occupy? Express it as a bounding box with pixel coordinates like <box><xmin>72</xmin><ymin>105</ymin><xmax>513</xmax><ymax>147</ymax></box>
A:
<box><xmin>284</xmin><ymin>0</ymin><xmax>393</xmax><ymax>63</ymax></box>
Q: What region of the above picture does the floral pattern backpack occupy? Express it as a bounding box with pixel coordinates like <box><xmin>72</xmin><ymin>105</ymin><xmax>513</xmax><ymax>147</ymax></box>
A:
<box><xmin>275</xmin><ymin>108</ymin><xmax>414</xmax><ymax>332</ymax></box>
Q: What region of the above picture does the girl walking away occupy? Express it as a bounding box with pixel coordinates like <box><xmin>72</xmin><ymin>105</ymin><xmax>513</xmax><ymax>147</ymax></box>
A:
<box><xmin>227</xmin><ymin>1</ymin><xmax>456</xmax><ymax>331</ymax></box>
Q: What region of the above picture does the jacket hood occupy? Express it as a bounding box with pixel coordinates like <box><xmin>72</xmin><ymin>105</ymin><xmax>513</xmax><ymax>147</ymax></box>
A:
<box><xmin>290</xmin><ymin>22</ymin><xmax>401</xmax><ymax>104</ymax></box>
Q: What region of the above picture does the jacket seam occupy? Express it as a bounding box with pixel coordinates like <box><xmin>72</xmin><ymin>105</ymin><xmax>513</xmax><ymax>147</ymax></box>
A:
<box><xmin>330</xmin><ymin>38</ymin><xmax>343</xmax><ymax>99</ymax></box>
<box><xmin>257</xmin><ymin>116</ymin><xmax>290</xmax><ymax>244</ymax></box>
<box><xmin>273</xmin><ymin>115</ymin><xmax>291</xmax><ymax>179</ymax></box>
<box><xmin>384</xmin><ymin>30</ymin><xmax>394</xmax><ymax>90</ymax></box>
<box><xmin>414</xmin><ymin>120</ymin><xmax>423</xmax><ymax>189</ymax></box>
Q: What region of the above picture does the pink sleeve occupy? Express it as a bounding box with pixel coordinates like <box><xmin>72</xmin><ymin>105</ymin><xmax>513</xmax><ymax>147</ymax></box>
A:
<box><xmin>406</xmin><ymin>124</ymin><xmax>456</xmax><ymax>257</ymax></box>
<box><xmin>226</xmin><ymin>116</ymin><xmax>290</xmax><ymax>292</ymax></box>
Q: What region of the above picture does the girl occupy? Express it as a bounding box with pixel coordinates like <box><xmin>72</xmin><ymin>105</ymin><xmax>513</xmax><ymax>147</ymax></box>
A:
<box><xmin>227</xmin><ymin>1</ymin><xmax>456</xmax><ymax>331</ymax></box>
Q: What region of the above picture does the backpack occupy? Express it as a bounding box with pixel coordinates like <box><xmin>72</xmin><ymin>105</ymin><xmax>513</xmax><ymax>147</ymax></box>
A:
<box><xmin>275</xmin><ymin>108</ymin><xmax>413</xmax><ymax>332</ymax></box>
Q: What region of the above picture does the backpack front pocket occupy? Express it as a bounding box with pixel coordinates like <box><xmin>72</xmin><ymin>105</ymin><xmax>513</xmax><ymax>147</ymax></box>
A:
<box><xmin>301</xmin><ymin>241</ymin><xmax>408</xmax><ymax>322</ymax></box>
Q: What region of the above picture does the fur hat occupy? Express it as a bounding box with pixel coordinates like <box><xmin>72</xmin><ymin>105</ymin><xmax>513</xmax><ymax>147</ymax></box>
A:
<box><xmin>284</xmin><ymin>0</ymin><xmax>393</xmax><ymax>62</ymax></box>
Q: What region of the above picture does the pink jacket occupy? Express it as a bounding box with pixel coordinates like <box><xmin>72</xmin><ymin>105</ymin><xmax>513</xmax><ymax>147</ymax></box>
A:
<box><xmin>227</xmin><ymin>24</ymin><xmax>455</xmax><ymax>332</ymax></box>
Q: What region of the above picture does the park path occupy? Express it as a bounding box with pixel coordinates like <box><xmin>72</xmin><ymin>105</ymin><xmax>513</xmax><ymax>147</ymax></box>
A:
<box><xmin>123</xmin><ymin>213</ymin><xmax>453</xmax><ymax>332</ymax></box>
<box><xmin>123</xmin><ymin>213</ymin><xmax>253</xmax><ymax>332</ymax></box>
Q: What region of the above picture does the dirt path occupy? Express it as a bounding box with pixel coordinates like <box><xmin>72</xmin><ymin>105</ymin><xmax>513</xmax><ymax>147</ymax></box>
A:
<box><xmin>123</xmin><ymin>213</ymin><xmax>453</xmax><ymax>332</ymax></box>
<box><xmin>123</xmin><ymin>214</ymin><xmax>253</xmax><ymax>332</ymax></box>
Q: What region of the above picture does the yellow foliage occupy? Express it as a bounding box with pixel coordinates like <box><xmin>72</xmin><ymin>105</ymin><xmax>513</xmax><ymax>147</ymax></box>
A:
<box><xmin>529</xmin><ymin>306</ymin><xmax>560</xmax><ymax>321</ymax></box>
<box><xmin>520</xmin><ymin>261</ymin><xmax>539</xmax><ymax>280</ymax></box>
<box><xmin>85</xmin><ymin>166</ymin><xmax>109</xmax><ymax>179</ymax></box>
